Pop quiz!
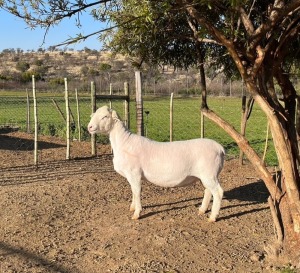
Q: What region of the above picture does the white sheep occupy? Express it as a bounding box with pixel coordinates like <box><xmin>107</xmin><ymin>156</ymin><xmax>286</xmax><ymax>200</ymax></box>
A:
<box><xmin>88</xmin><ymin>106</ymin><xmax>225</xmax><ymax>222</ymax></box>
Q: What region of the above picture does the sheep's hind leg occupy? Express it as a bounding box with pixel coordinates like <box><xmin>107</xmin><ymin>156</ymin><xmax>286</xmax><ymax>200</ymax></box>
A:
<box><xmin>199</xmin><ymin>188</ymin><xmax>212</xmax><ymax>215</ymax></box>
<box><xmin>208</xmin><ymin>183</ymin><xmax>223</xmax><ymax>222</ymax></box>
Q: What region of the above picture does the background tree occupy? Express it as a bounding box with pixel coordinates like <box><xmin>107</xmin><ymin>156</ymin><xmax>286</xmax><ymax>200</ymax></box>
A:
<box><xmin>1</xmin><ymin>0</ymin><xmax>300</xmax><ymax>265</ymax></box>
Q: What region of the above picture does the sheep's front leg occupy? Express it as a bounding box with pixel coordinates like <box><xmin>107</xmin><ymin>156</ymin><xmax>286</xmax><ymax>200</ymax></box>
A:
<box><xmin>130</xmin><ymin>195</ymin><xmax>136</xmax><ymax>212</ymax></box>
<box><xmin>127</xmin><ymin>175</ymin><xmax>142</xmax><ymax>220</ymax></box>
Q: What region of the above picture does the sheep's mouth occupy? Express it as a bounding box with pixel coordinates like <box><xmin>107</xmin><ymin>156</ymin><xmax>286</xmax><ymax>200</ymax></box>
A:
<box><xmin>88</xmin><ymin>128</ymin><xmax>98</xmax><ymax>134</ymax></box>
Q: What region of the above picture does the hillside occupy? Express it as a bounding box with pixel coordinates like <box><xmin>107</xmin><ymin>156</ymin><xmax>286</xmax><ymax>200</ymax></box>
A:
<box><xmin>0</xmin><ymin>49</ymin><xmax>240</xmax><ymax>96</ymax></box>
<box><xmin>0</xmin><ymin>50</ymin><xmax>129</xmax><ymax>79</ymax></box>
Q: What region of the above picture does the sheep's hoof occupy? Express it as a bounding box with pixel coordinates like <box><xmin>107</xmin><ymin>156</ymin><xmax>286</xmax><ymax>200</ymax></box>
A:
<box><xmin>198</xmin><ymin>209</ymin><xmax>206</xmax><ymax>215</ymax></box>
<box><xmin>131</xmin><ymin>214</ymin><xmax>140</xmax><ymax>220</ymax></box>
<box><xmin>208</xmin><ymin>217</ymin><xmax>217</xmax><ymax>222</ymax></box>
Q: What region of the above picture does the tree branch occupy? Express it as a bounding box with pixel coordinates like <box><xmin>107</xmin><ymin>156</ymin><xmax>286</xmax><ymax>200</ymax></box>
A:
<box><xmin>250</xmin><ymin>0</ymin><xmax>300</xmax><ymax>50</ymax></box>
<box><xmin>202</xmin><ymin>107</ymin><xmax>283</xmax><ymax>201</ymax></box>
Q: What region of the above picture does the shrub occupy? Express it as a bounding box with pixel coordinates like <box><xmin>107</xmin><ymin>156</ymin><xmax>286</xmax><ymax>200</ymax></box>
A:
<box><xmin>21</xmin><ymin>71</ymin><xmax>41</xmax><ymax>82</ymax></box>
<box><xmin>99</xmin><ymin>63</ymin><xmax>112</xmax><ymax>71</ymax></box>
<box><xmin>49</xmin><ymin>77</ymin><xmax>65</xmax><ymax>86</ymax></box>
<box><xmin>16</xmin><ymin>61</ymin><xmax>30</xmax><ymax>72</ymax></box>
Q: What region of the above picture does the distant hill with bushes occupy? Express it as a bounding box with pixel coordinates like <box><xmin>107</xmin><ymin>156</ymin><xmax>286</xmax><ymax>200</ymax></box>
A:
<box><xmin>0</xmin><ymin>48</ymin><xmax>241</xmax><ymax>96</ymax></box>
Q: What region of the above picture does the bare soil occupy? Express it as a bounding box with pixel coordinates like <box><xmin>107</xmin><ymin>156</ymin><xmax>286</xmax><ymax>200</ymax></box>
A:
<box><xmin>0</xmin><ymin>131</ymin><xmax>285</xmax><ymax>273</ymax></box>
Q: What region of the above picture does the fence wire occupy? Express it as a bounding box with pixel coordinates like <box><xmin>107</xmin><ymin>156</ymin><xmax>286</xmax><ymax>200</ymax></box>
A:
<box><xmin>0</xmin><ymin>91</ymin><xmax>277</xmax><ymax>168</ymax></box>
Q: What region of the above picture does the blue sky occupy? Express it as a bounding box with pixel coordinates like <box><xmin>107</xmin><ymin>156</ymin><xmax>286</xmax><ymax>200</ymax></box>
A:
<box><xmin>0</xmin><ymin>9</ymin><xmax>106</xmax><ymax>51</ymax></box>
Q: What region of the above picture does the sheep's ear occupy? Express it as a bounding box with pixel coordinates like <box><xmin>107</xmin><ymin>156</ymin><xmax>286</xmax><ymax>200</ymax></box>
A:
<box><xmin>111</xmin><ymin>110</ymin><xmax>120</xmax><ymax>121</ymax></box>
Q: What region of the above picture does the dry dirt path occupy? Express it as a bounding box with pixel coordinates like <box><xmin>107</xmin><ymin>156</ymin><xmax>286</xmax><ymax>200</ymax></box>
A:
<box><xmin>0</xmin><ymin>149</ymin><xmax>278</xmax><ymax>273</ymax></box>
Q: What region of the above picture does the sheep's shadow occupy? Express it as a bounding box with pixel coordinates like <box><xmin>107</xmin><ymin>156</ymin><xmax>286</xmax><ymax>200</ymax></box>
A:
<box><xmin>139</xmin><ymin>198</ymin><xmax>200</xmax><ymax>219</ymax></box>
<box><xmin>141</xmin><ymin>197</ymin><xmax>199</xmax><ymax>219</ymax></box>
<box><xmin>139</xmin><ymin>180</ymin><xmax>269</xmax><ymax>220</ymax></box>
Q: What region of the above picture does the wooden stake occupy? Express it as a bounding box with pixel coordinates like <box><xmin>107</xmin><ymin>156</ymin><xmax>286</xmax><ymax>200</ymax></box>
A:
<box><xmin>52</xmin><ymin>99</ymin><xmax>66</xmax><ymax>122</ymax></box>
<box><xmin>262</xmin><ymin>122</ymin><xmax>270</xmax><ymax>162</ymax></box>
<box><xmin>65</xmin><ymin>78</ymin><xmax>70</xmax><ymax>160</ymax></box>
<box><xmin>32</xmin><ymin>75</ymin><xmax>38</xmax><ymax>166</ymax></box>
<box><xmin>26</xmin><ymin>88</ymin><xmax>31</xmax><ymax>133</ymax></box>
<box><xmin>109</xmin><ymin>83</ymin><xmax>112</xmax><ymax>109</ymax></box>
<box><xmin>170</xmin><ymin>92</ymin><xmax>174</xmax><ymax>142</ymax></box>
<box><xmin>135</xmin><ymin>71</ymin><xmax>144</xmax><ymax>136</ymax></box>
<box><xmin>201</xmin><ymin>112</ymin><xmax>204</xmax><ymax>138</ymax></box>
<box><xmin>91</xmin><ymin>81</ymin><xmax>97</xmax><ymax>156</ymax></box>
<box><xmin>75</xmin><ymin>88</ymin><xmax>81</xmax><ymax>142</ymax></box>
<box><xmin>124</xmin><ymin>82</ymin><xmax>130</xmax><ymax>129</ymax></box>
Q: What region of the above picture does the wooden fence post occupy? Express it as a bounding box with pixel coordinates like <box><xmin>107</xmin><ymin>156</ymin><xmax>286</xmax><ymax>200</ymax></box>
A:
<box><xmin>262</xmin><ymin>122</ymin><xmax>270</xmax><ymax>162</ymax></box>
<box><xmin>26</xmin><ymin>88</ymin><xmax>31</xmax><ymax>133</ymax></box>
<box><xmin>135</xmin><ymin>71</ymin><xmax>144</xmax><ymax>136</ymax></box>
<box><xmin>170</xmin><ymin>92</ymin><xmax>174</xmax><ymax>142</ymax></box>
<box><xmin>65</xmin><ymin>78</ymin><xmax>70</xmax><ymax>160</ymax></box>
<box><xmin>200</xmin><ymin>112</ymin><xmax>204</xmax><ymax>138</ymax></box>
<box><xmin>91</xmin><ymin>81</ymin><xmax>97</xmax><ymax>156</ymax></box>
<box><xmin>124</xmin><ymin>82</ymin><xmax>130</xmax><ymax>129</ymax></box>
<box><xmin>239</xmin><ymin>95</ymin><xmax>247</xmax><ymax>165</ymax></box>
<box><xmin>75</xmin><ymin>88</ymin><xmax>81</xmax><ymax>141</ymax></box>
<box><xmin>52</xmin><ymin>99</ymin><xmax>66</xmax><ymax>122</ymax></box>
<box><xmin>109</xmin><ymin>83</ymin><xmax>113</xmax><ymax>109</ymax></box>
<box><xmin>32</xmin><ymin>75</ymin><xmax>38</xmax><ymax>166</ymax></box>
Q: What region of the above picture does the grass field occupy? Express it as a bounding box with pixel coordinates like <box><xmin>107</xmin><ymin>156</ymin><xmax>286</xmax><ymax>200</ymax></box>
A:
<box><xmin>0</xmin><ymin>91</ymin><xmax>277</xmax><ymax>165</ymax></box>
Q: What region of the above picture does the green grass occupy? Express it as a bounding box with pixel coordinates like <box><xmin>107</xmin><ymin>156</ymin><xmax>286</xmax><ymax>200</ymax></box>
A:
<box><xmin>0</xmin><ymin>92</ymin><xmax>278</xmax><ymax>165</ymax></box>
<box><xmin>279</xmin><ymin>267</ymin><xmax>298</xmax><ymax>273</ymax></box>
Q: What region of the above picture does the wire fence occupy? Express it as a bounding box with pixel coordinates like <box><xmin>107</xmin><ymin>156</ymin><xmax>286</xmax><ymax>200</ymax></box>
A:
<box><xmin>0</xmin><ymin>89</ymin><xmax>276</xmax><ymax>169</ymax></box>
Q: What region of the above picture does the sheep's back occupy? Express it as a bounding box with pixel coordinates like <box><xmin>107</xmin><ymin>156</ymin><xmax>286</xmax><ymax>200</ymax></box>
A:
<box><xmin>135</xmin><ymin>138</ymin><xmax>224</xmax><ymax>186</ymax></box>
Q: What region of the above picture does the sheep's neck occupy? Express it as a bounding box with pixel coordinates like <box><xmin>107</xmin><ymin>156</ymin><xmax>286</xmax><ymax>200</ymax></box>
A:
<box><xmin>109</xmin><ymin>120</ymin><xmax>132</xmax><ymax>150</ymax></box>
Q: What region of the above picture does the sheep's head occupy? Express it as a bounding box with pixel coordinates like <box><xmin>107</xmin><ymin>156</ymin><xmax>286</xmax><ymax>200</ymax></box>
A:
<box><xmin>88</xmin><ymin>106</ymin><xmax>120</xmax><ymax>135</ymax></box>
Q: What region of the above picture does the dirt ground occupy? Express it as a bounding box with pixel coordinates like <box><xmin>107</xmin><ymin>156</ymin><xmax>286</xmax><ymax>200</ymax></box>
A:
<box><xmin>0</xmin><ymin>131</ymin><xmax>289</xmax><ymax>273</ymax></box>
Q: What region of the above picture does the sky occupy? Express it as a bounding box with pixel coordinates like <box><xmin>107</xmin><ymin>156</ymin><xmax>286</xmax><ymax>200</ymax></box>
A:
<box><xmin>0</xmin><ymin>8</ymin><xmax>106</xmax><ymax>52</ymax></box>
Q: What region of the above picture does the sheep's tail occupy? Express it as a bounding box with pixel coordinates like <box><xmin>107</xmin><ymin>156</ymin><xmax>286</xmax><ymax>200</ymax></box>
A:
<box><xmin>219</xmin><ymin>144</ymin><xmax>225</xmax><ymax>156</ymax></box>
<box><xmin>217</xmin><ymin>144</ymin><xmax>225</xmax><ymax>174</ymax></box>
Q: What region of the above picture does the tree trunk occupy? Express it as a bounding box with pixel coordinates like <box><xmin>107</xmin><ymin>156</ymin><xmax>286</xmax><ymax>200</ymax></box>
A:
<box><xmin>183</xmin><ymin>0</ymin><xmax>300</xmax><ymax>264</ymax></box>
<box><xmin>202</xmin><ymin>105</ymin><xmax>300</xmax><ymax>263</ymax></box>
<box><xmin>201</xmin><ymin>75</ymin><xmax>300</xmax><ymax>264</ymax></box>
<box><xmin>242</xmin><ymin>79</ymin><xmax>300</xmax><ymax>262</ymax></box>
